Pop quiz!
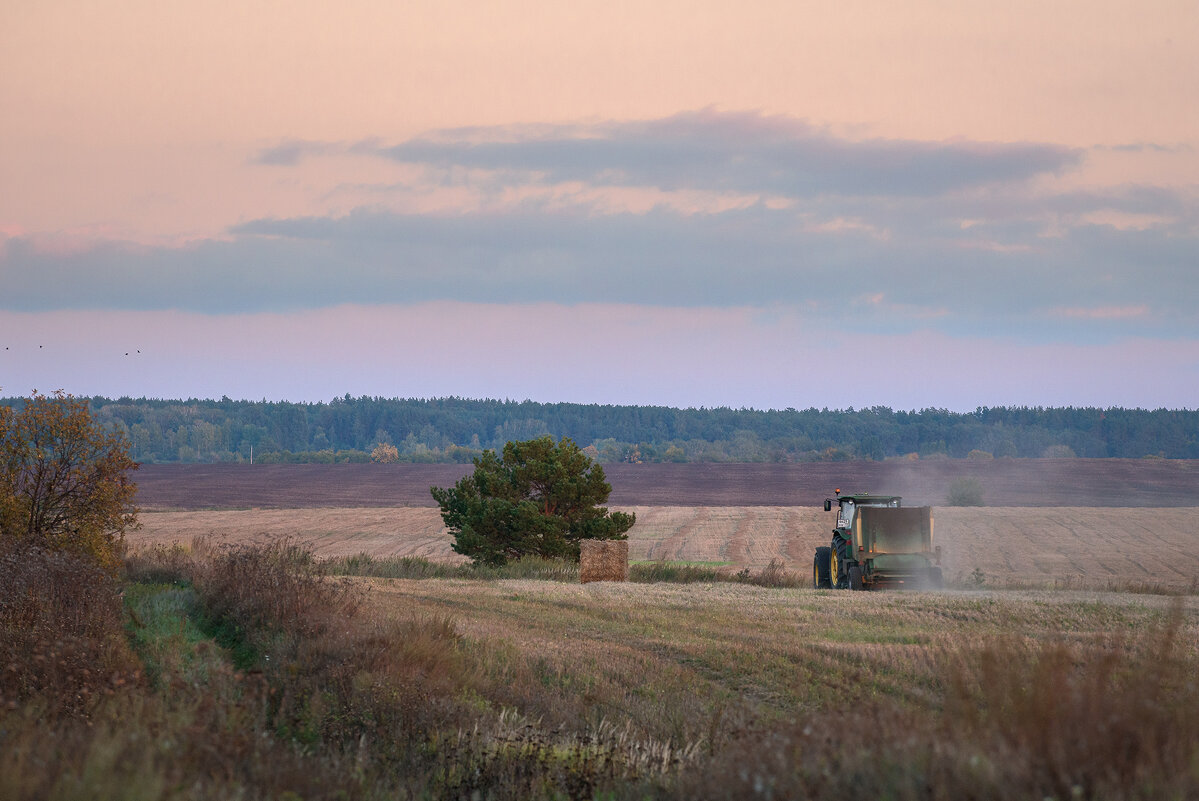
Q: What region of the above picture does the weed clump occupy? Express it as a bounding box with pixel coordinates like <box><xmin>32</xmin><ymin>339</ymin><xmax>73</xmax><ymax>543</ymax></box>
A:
<box><xmin>324</xmin><ymin>552</ymin><xmax>581</xmax><ymax>581</ymax></box>
<box><xmin>630</xmin><ymin>561</ymin><xmax>724</xmax><ymax>583</ymax></box>
<box><xmin>331</xmin><ymin>553</ymin><xmax>805</xmax><ymax>588</ymax></box>
<box><xmin>190</xmin><ymin>540</ymin><xmax>361</xmax><ymax>639</ymax></box>
<box><xmin>741</xmin><ymin>558</ymin><xmax>803</xmax><ymax>588</ymax></box>
<box><xmin>0</xmin><ymin>539</ymin><xmax>142</xmax><ymax>719</ymax></box>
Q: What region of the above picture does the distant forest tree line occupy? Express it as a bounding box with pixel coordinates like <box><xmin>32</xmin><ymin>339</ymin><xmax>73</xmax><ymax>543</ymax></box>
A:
<box><xmin>1</xmin><ymin>395</ymin><xmax>1195</xmax><ymax>464</ymax></box>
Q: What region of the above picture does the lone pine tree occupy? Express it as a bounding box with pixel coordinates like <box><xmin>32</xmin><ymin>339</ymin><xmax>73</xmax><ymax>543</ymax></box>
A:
<box><xmin>431</xmin><ymin>436</ymin><xmax>634</xmax><ymax>566</ymax></box>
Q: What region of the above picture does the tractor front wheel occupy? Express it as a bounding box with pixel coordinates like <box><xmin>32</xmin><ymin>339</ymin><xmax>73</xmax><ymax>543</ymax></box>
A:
<box><xmin>813</xmin><ymin>547</ymin><xmax>832</xmax><ymax>589</ymax></box>
<box><xmin>833</xmin><ymin>537</ymin><xmax>850</xmax><ymax>589</ymax></box>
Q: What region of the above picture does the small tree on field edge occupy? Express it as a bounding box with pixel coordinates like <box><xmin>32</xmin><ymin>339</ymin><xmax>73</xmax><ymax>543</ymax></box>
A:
<box><xmin>947</xmin><ymin>476</ymin><xmax>985</xmax><ymax>507</ymax></box>
<box><xmin>0</xmin><ymin>390</ymin><xmax>139</xmax><ymax>571</ymax></box>
<box><xmin>371</xmin><ymin>443</ymin><xmax>399</xmax><ymax>463</ymax></box>
<box><xmin>431</xmin><ymin>436</ymin><xmax>634</xmax><ymax>566</ymax></box>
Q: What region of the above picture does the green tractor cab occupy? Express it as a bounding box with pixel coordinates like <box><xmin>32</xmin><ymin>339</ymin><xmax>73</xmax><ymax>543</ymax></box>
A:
<box><xmin>813</xmin><ymin>490</ymin><xmax>942</xmax><ymax>590</ymax></box>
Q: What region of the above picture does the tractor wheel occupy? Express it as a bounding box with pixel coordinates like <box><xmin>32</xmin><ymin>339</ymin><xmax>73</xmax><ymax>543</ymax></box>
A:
<box><xmin>833</xmin><ymin>537</ymin><xmax>850</xmax><ymax>589</ymax></box>
<box><xmin>813</xmin><ymin>547</ymin><xmax>832</xmax><ymax>589</ymax></box>
<box><xmin>848</xmin><ymin>564</ymin><xmax>864</xmax><ymax>591</ymax></box>
<box><xmin>928</xmin><ymin>566</ymin><xmax>943</xmax><ymax>589</ymax></box>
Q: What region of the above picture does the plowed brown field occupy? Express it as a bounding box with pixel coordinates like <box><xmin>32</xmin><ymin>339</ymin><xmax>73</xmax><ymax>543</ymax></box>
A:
<box><xmin>133</xmin><ymin>458</ymin><xmax>1199</xmax><ymax>510</ymax></box>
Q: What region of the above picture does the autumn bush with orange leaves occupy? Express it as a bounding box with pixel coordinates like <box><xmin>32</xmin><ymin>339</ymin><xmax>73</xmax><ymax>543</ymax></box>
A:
<box><xmin>0</xmin><ymin>390</ymin><xmax>139</xmax><ymax>571</ymax></box>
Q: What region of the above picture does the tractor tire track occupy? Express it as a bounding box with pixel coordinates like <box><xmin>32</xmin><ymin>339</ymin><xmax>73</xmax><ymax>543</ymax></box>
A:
<box><xmin>724</xmin><ymin>508</ymin><xmax>757</xmax><ymax>566</ymax></box>
<box><xmin>646</xmin><ymin>507</ymin><xmax>706</xmax><ymax>561</ymax></box>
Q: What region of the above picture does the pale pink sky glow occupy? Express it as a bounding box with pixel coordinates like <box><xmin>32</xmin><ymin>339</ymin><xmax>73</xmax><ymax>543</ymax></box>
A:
<box><xmin>1055</xmin><ymin>305</ymin><xmax>1150</xmax><ymax>320</ymax></box>
<box><xmin>1</xmin><ymin>306</ymin><xmax>1194</xmax><ymax>411</ymax></box>
<box><xmin>2</xmin><ymin>1</ymin><xmax>1197</xmax><ymax>409</ymax></box>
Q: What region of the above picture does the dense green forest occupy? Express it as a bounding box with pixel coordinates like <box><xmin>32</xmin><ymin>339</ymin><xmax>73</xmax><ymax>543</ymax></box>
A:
<box><xmin>3</xmin><ymin>395</ymin><xmax>1196</xmax><ymax>464</ymax></box>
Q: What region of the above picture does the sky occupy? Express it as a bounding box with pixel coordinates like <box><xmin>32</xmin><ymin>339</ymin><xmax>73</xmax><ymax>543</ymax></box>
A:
<box><xmin>2</xmin><ymin>1</ymin><xmax>1197</xmax><ymax>411</ymax></box>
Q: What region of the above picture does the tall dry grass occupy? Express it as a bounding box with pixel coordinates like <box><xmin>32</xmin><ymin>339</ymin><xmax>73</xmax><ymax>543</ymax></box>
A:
<box><xmin>5</xmin><ymin>537</ymin><xmax>1197</xmax><ymax>800</ymax></box>
<box><xmin>0</xmin><ymin>539</ymin><xmax>142</xmax><ymax>719</ymax></box>
<box><xmin>169</xmin><ymin>541</ymin><xmax>662</xmax><ymax>798</ymax></box>
<box><xmin>942</xmin><ymin>609</ymin><xmax>1198</xmax><ymax>799</ymax></box>
<box><xmin>677</xmin><ymin>607</ymin><xmax>1199</xmax><ymax>800</ymax></box>
<box><xmin>327</xmin><ymin>552</ymin><xmax>808</xmax><ymax>588</ymax></box>
<box><xmin>325</xmin><ymin>551</ymin><xmax>581</xmax><ymax>582</ymax></box>
<box><xmin>2</xmin><ymin>539</ymin><xmax>387</xmax><ymax>800</ymax></box>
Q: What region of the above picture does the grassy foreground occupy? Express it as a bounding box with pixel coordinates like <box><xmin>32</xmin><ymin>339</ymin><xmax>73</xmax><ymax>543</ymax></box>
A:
<box><xmin>2</xmin><ymin>539</ymin><xmax>1198</xmax><ymax>800</ymax></box>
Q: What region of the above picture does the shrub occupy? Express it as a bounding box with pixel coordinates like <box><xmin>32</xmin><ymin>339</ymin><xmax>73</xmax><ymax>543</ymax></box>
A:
<box><xmin>946</xmin><ymin>476</ymin><xmax>985</xmax><ymax>506</ymax></box>
<box><xmin>189</xmin><ymin>540</ymin><xmax>360</xmax><ymax>640</ymax></box>
<box><xmin>0</xmin><ymin>391</ymin><xmax>139</xmax><ymax>571</ymax></box>
<box><xmin>0</xmin><ymin>539</ymin><xmax>142</xmax><ymax>719</ymax></box>
<box><xmin>370</xmin><ymin>442</ymin><xmax>399</xmax><ymax>463</ymax></box>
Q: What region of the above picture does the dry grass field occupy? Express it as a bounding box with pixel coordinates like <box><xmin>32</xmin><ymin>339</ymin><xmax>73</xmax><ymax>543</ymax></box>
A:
<box><xmin>364</xmin><ymin>576</ymin><xmax>1199</xmax><ymax>735</ymax></box>
<box><xmin>13</xmin><ymin>535</ymin><xmax>1197</xmax><ymax>800</ymax></box>
<box><xmin>15</xmin><ymin>492</ymin><xmax>1199</xmax><ymax>798</ymax></box>
<box><xmin>134</xmin><ymin>503</ymin><xmax>1199</xmax><ymax>591</ymax></box>
<box><xmin>10</xmin><ymin>459</ymin><xmax>1199</xmax><ymax>797</ymax></box>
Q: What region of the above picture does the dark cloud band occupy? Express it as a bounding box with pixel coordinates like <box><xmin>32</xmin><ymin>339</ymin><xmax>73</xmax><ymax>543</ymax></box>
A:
<box><xmin>6</xmin><ymin>110</ymin><xmax>1193</xmax><ymax>344</ymax></box>
<box><xmin>255</xmin><ymin>109</ymin><xmax>1082</xmax><ymax>198</ymax></box>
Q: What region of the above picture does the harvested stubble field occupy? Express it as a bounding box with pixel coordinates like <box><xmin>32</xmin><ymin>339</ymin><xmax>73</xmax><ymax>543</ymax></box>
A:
<box><xmin>135</xmin><ymin>504</ymin><xmax>1199</xmax><ymax>591</ymax></box>
<box><xmin>13</xmin><ymin>536</ymin><xmax>1199</xmax><ymax>800</ymax></box>
<box><xmin>363</xmin><ymin>576</ymin><xmax>1199</xmax><ymax>738</ymax></box>
<box><xmin>132</xmin><ymin>459</ymin><xmax>1199</xmax><ymax>589</ymax></box>
<box><xmin>15</xmin><ymin>460</ymin><xmax>1199</xmax><ymax>799</ymax></box>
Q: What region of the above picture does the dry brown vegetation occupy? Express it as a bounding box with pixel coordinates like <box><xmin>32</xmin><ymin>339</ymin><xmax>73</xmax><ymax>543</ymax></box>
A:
<box><xmin>10</xmin><ymin>458</ymin><xmax>1199</xmax><ymax>798</ymax></box>
<box><xmin>5</xmin><ymin>534</ymin><xmax>1199</xmax><ymax>800</ymax></box>
<box><xmin>365</xmin><ymin>575</ymin><xmax>1199</xmax><ymax>801</ymax></box>
<box><xmin>365</xmin><ymin>577</ymin><xmax>1199</xmax><ymax>731</ymax></box>
<box><xmin>0</xmin><ymin>541</ymin><xmax>143</xmax><ymax>720</ymax></box>
<box><xmin>135</xmin><ymin>503</ymin><xmax>1199</xmax><ymax>591</ymax></box>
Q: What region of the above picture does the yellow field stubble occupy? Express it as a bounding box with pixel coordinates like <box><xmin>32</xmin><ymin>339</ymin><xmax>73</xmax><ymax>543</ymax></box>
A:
<box><xmin>362</xmin><ymin>576</ymin><xmax>1199</xmax><ymax>746</ymax></box>
<box><xmin>133</xmin><ymin>505</ymin><xmax>1199</xmax><ymax>590</ymax></box>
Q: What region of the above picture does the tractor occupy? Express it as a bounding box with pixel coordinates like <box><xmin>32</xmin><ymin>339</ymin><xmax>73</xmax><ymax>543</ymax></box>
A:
<box><xmin>813</xmin><ymin>490</ymin><xmax>943</xmax><ymax>590</ymax></box>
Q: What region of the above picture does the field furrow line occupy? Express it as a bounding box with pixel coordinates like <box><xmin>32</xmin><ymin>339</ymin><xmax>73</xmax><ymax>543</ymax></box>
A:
<box><xmin>644</xmin><ymin>507</ymin><xmax>706</xmax><ymax>562</ymax></box>
<box><xmin>782</xmin><ymin>509</ymin><xmax>812</xmax><ymax>566</ymax></box>
<box><xmin>724</xmin><ymin>509</ymin><xmax>755</xmax><ymax>565</ymax></box>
